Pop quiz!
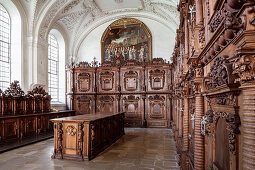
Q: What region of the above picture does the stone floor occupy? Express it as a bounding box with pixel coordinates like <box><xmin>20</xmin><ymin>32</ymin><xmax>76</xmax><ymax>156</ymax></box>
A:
<box><xmin>0</xmin><ymin>128</ymin><xmax>180</xmax><ymax>170</ymax></box>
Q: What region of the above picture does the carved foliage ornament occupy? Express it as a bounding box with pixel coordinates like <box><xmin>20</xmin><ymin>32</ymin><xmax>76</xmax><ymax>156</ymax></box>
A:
<box><xmin>27</xmin><ymin>86</ymin><xmax>49</xmax><ymax>96</ymax></box>
<box><xmin>203</xmin><ymin>110</ymin><xmax>241</xmax><ymax>154</ymax></box>
<box><xmin>209</xmin><ymin>10</ymin><xmax>225</xmax><ymax>32</ymax></box>
<box><xmin>232</xmin><ymin>55</ymin><xmax>255</xmax><ymax>83</ymax></box>
<box><xmin>207</xmin><ymin>92</ymin><xmax>238</xmax><ymax>106</ymax></box>
<box><xmin>199</xmin><ymin>27</ymin><xmax>205</xmax><ymax>50</ymax></box>
<box><xmin>205</xmin><ymin>56</ymin><xmax>237</xmax><ymax>90</ymax></box>
<box><xmin>4</xmin><ymin>81</ymin><xmax>24</xmax><ymax>96</ymax></box>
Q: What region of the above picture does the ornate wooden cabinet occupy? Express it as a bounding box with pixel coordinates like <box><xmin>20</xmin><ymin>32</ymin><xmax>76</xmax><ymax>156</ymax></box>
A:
<box><xmin>66</xmin><ymin>58</ymin><xmax>172</xmax><ymax>128</ymax></box>
<box><xmin>51</xmin><ymin>112</ymin><xmax>125</xmax><ymax>160</ymax></box>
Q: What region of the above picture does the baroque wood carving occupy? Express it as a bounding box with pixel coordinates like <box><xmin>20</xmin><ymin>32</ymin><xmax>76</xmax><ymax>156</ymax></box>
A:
<box><xmin>205</xmin><ymin>56</ymin><xmax>238</xmax><ymax>90</ymax></box>
<box><xmin>204</xmin><ymin>110</ymin><xmax>241</xmax><ymax>154</ymax></box>
<box><xmin>232</xmin><ymin>54</ymin><xmax>255</xmax><ymax>83</ymax></box>
<box><xmin>124</xmin><ymin>71</ymin><xmax>138</xmax><ymax>91</ymax></box>
<box><xmin>100</xmin><ymin>71</ymin><xmax>114</xmax><ymax>91</ymax></box>
<box><xmin>149</xmin><ymin>69</ymin><xmax>165</xmax><ymax>90</ymax></box>
<box><xmin>77</xmin><ymin>73</ymin><xmax>90</xmax><ymax>92</ymax></box>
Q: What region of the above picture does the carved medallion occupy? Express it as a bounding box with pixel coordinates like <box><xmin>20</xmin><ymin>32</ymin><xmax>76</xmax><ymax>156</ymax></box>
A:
<box><xmin>66</xmin><ymin>125</ymin><xmax>76</xmax><ymax>136</ymax></box>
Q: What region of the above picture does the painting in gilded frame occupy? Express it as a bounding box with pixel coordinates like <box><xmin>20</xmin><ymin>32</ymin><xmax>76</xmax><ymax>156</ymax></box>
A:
<box><xmin>101</xmin><ymin>18</ymin><xmax>152</xmax><ymax>63</ymax></box>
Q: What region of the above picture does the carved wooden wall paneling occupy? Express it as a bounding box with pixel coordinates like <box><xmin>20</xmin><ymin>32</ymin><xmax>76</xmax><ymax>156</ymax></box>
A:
<box><xmin>66</xmin><ymin>58</ymin><xmax>172</xmax><ymax>128</ymax></box>
<box><xmin>97</xmin><ymin>67</ymin><xmax>119</xmax><ymax>93</ymax></box>
<box><xmin>171</xmin><ymin>0</ymin><xmax>255</xmax><ymax>169</ymax></box>
<box><xmin>74</xmin><ymin>68</ymin><xmax>95</xmax><ymax>93</ymax></box>
<box><xmin>146</xmin><ymin>94</ymin><xmax>169</xmax><ymax>128</ymax></box>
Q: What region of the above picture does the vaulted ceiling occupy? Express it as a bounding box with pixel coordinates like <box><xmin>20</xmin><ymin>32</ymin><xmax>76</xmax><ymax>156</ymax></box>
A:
<box><xmin>20</xmin><ymin>0</ymin><xmax>179</xmax><ymax>57</ymax></box>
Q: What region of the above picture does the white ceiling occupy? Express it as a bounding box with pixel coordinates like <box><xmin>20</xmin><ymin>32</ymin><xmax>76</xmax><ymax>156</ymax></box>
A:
<box><xmin>19</xmin><ymin>0</ymin><xmax>180</xmax><ymax>61</ymax></box>
<box><xmin>94</xmin><ymin>0</ymin><xmax>143</xmax><ymax>12</ymax></box>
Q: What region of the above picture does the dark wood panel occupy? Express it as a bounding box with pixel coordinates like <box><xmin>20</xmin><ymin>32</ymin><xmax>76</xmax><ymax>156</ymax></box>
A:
<box><xmin>51</xmin><ymin>112</ymin><xmax>125</xmax><ymax>160</ymax></box>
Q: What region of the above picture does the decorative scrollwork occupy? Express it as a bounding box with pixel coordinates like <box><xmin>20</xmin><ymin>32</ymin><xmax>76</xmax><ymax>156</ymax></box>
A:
<box><xmin>203</xmin><ymin>110</ymin><xmax>241</xmax><ymax>154</ymax></box>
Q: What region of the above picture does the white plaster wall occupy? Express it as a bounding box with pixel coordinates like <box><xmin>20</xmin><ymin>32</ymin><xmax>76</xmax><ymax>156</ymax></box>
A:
<box><xmin>77</xmin><ymin>17</ymin><xmax>175</xmax><ymax>63</ymax></box>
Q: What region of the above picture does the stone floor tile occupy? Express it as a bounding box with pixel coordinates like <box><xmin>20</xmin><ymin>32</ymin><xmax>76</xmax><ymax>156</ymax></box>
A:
<box><xmin>0</xmin><ymin>128</ymin><xmax>179</xmax><ymax>170</ymax></box>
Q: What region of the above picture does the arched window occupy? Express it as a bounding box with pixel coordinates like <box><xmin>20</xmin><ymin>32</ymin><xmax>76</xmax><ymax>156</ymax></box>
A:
<box><xmin>48</xmin><ymin>30</ymin><xmax>65</xmax><ymax>103</ymax></box>
<box><xmin>0</xmin><ymin>1</ymin><xmax>22</xmax><ymax>90</ymax></box>
<box><xmin>0</xmin><ymin>4</ymin><xmax>11</xmax><ymax>90</ymax></box>
<box><xmin>48</xmin><ymin>34</ymin><xmax>59</xmax><ymax>102</ymax></box>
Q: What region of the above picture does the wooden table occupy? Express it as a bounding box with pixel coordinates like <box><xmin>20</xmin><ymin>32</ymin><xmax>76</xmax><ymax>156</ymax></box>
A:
<box><xmin>51</xmin><ymin>112</ymin><xmax>125</xmax><ymax>160</ymax></box>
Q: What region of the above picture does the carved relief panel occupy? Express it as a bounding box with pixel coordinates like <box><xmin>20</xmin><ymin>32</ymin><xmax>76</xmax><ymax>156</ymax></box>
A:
<box><xmin>121</xmin><ymin>95</ymin><xmax>144</xmax><ymax>127</ymax></box>
<box><xmin>146</xmin><ymin>94</ymin><xmax>169</xmax><ymax>127</ymax></box>
<box><xmin>120</xmin><ymin>65</ymin><xmax>144</xmax><ymax>92</ymax></box>
<box><xmin>62</xmin><ymin>123</ymin><xmax>79</xmax><ymax>155</ymax></box>
<box><xmin>96</xmin><ymin>95</ymin><xmax>117</xmax><ymax>113</ymax></box>
<box><xmin>100</xmin><ymin>72</ymin><xmax>114</xmax><ymax>91</ymax></box>
<box><xmin>74</xmin><ymin>69</ymin><xmax>95</xmax><ymax>93</ymax></box>
<box><xmin>149</xmin><ymin>69</ymin><xmax>165</xmax><ymax>90</ymax></box>
<box><xmin>146</xmin><ymin>62</ymin><xmax>170</xmax><ymax>92</ymax></box>
<box><xmin>73</xmin><ymin>95</ymin><xmax>94</xmax><ymax>115</ymax></box>
<box><xmin>97</xmin><ymin>67</ymin><xmax>118</xmax><ymax>93</ymax></box>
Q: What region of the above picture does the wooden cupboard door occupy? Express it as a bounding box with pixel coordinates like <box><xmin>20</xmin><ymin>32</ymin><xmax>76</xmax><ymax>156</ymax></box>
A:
<box><xmin>3</xmin><ymin>119</ymin><xmax>19</xmax><ymax>140</ymax></box>
<box><xmin>63</xmin><ymin>123</ymin><xmax>78</xmax><ymax>155</ymax></box>
<box><xmin>73</xmin><ymin>95</ymin><xmax>94</xmax><ymax>115</ymax></box>
<box><xmin>74</xmin><ymin>70</ymin><xmax>95</xmax><ymax>93</ymax></box>
<box><xmin>96</xmin><ymin>95</ymin><xmax>117</xmax><ymax>114</ymax></box>
<box><xmin>20</xmin><ymin>117</ymin><xmax>36</xmax><ymax>138</ymax></box>
<box><xmin>146</xmin><ymin>94</ymin><xmax>168</xmax><ymax>128</ymax></box>
<box><xmin>97</xmin><ymin>68</ymin><xmax>118</xmax><ymax>93</ymax></box>
<box><xmin>122</xmin><ymin>95</ymin><xmax>144</xmax><ymax>127</ymax></box>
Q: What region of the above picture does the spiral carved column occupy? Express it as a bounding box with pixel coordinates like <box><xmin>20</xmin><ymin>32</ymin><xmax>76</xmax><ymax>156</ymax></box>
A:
<box><xmin>194</xmin><ymin>94</ymin><xmax>204</xmax><ymax>170</ymax></box>
<box><xmin>181</xmin><ymin>96</ymin><xmax>189</xmax><ymax>169</ymax></box>
<box><xmin>183</xmin><ymin>97</ymin><xmax>189</xmax><ymax>151</ymax></box>
<box><xmin>242</xmin><ymin>86</ymin><xmax>255</xmax><ymax>169</ymax></box>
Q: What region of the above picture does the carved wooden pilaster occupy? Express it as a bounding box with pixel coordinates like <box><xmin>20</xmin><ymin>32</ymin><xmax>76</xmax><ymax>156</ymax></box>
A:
<box><xmin>196</xmin><ymin>0</ymin><xmax>203</xmax><ymax>26</ymax></box>
<box><xmin>233</xmin><ymin>54</ymin><xmax>255</xmax><ymax>169</ymax></box>
<box><xmin>183</xmin><ymin>96</ymin><xmax>189</xmax><ymax>151</ymax></box>
<box><xmin>57</xmin><ymin>123</ymin><xmax>63</xmax><ymax>159</ymax></box>
<box><xmin>241</xmin><ymin>87</ymin><xmax>255</xmax><ymax>169</ymax></box>
<box><xmin>78</xmin><ymin>123</ymin><xmax>84</xmax><ymax>159</ymax></box>
<box><xmin>194</xmin><ymin>94</ymin><xmax>204</xmax><ymax>170</ymax></box>
<box><xmin>194</xmin><ymin>66</ymin><xmax>204</xmax><ymax>170</ymax></box>
<box><xmin>179</xmin><ymin>97</ymin><xmax>183</xmax><ymax>137</ymax></box>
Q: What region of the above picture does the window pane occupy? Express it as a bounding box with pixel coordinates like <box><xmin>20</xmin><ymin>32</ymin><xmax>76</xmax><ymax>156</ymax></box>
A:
<box><xmin>0</xmin><ymin>4</ymin><xmax>10</xmax><ymax>91</ymax></box>
<box><xmin>48</xmin><ymin>34</ymin><xmax>59</xmax><ymax>102</ymax></box>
